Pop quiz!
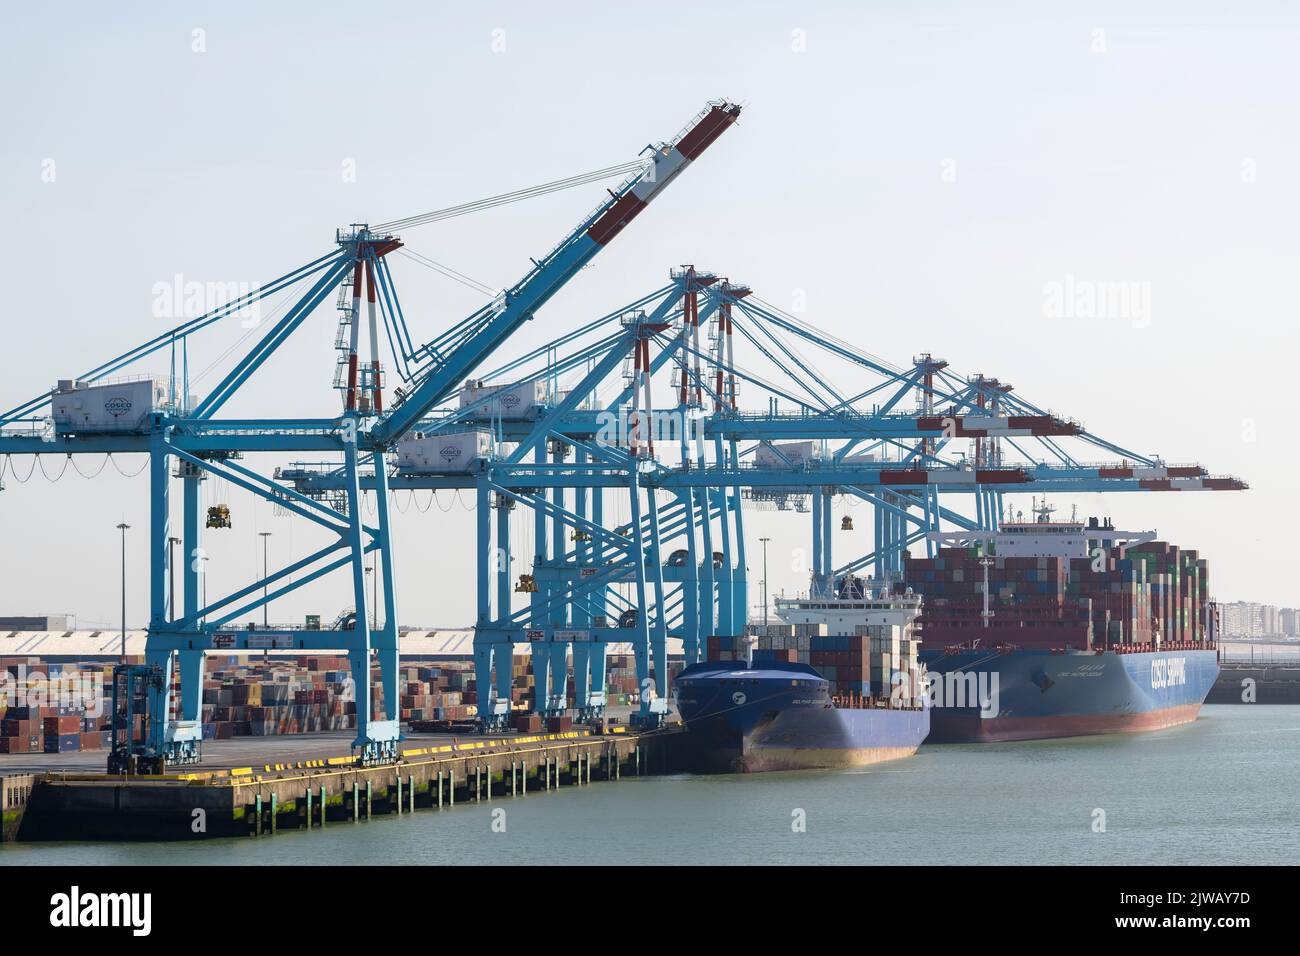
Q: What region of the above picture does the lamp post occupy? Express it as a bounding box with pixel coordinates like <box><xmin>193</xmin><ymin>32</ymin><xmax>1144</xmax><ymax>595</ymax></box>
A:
<box><xmin>200</xmin><ymin>555</ymin><xmax>209</xmax><ymax>625</ymax></box>
<box><xmin>116</xmin><ymin>522</ymin><xmax>130</xmax><ymax>661</ymax></box>
<box><xmin>167</xmin><ymin>535</ymin><xmax>181</xmax><ymax>620</ymax></box>
<box><xmin>365</xmin><ymin>564</ymin><xmax>377</xmax><ymax>631</ymax></box>
<box><xmin>759</xmin><ymin>536</ymin><xmax>771</xmax><ymax>626</ymax></box>
<box><xmin>258</xmin><ymin>532</ymin><xmax>272</xmax><ymax>629</ymax></box>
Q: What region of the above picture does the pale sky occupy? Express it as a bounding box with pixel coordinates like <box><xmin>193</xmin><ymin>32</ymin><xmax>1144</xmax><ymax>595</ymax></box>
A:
<box><xmin>1</xmin><ymin>1</ymin><xmax>1297</xmax><ymax>628</ymax></box>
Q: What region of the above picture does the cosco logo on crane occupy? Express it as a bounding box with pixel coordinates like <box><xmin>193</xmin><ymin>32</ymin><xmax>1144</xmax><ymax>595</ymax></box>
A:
<box><xmin>1151</xmin><ymin>657</ymin><xmax>1187</xmax><ymax>690</ymax></box>
<box><xmin>104</xmin><ymin>397</ymin><xmax>133</xmax><ymax>417</ymax></box>
<box><xmin>500</xmin><ymin>393</ymin><xmax>522</xmax><ymax>408</ymax></box>
<box><xmin>438</xmin><ymin>446</ymin><xmax>464</xmax><ymax>462</ymax></box>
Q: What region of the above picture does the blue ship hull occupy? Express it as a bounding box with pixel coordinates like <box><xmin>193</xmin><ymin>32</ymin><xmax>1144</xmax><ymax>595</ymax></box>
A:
<box><xmin>673</xmin><ymin>661</ymin><xmax>930</xmax><ymax>773</ymax></box>
<box><xmin>919</xmin><ymin>647</ymin><xmax>1219</xmax><ymax>742</ymax></box>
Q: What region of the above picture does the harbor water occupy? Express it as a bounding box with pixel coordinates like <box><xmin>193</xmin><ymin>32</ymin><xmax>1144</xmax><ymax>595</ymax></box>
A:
<box><xmin>3</xmin><ymin>705</ymin><xmax>1296</xmax><ymax>866</ymax></box>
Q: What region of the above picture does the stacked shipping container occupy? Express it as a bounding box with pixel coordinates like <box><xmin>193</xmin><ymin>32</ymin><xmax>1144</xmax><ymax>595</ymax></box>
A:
<box><xmin>743</xmin><ymin>622</ymin><xmax>922</xmax><ymax>706</ymax></box>
<box><xmin>0</xmin><ymin>658</ymin><xmax>115</xmax><ymax>753</ymax></box>
<box><xmin>903</xmin><ymin>540</ymin><xmax>1211</xmax><ymax>651</ymax></box>
<box><xmin>3</xmin><ymin>651</ymin><xmax>688</xmax><ymax>756</ymax></box>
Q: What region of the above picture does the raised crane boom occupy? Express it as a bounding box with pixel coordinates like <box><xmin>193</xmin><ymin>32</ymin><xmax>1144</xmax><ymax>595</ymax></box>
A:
<box><xmin>368</xmin><ymin>99</ymin><xmax>742</xmax><ymax>446</ymax></box>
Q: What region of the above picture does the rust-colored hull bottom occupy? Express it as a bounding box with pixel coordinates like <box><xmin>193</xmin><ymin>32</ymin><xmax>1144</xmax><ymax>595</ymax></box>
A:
<box><xmin>738</xmin><ymin>744</ymin><xmax>919</xmax><ymax>773</ymax></box>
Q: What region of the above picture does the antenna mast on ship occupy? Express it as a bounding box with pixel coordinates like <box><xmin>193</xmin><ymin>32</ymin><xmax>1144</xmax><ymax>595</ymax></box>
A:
<box><xmin>1031</xmin><ymin>496</ymin><xmax>1057</xmax><ymax>524</ymax></box>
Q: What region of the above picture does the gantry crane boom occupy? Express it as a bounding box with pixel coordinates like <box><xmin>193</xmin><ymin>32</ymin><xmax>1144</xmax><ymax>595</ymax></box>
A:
<box><xmin>368</xmin><ymin>100</ymin><xmax>742</xmax><ymax>446</ymax></box>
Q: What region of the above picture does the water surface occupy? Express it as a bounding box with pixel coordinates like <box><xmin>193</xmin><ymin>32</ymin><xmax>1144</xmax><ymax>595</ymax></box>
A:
<box><xmin>3</xmin><ymin>705</ymin><xmax>1295</xmax><ymax>865</ymax></box>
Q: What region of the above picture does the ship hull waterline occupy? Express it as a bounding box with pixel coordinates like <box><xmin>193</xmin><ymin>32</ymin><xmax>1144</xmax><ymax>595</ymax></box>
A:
<box><xmin>919</xmin><ymin>648</ymin><xmax>1218</xmax><ymax>744</ymax></box>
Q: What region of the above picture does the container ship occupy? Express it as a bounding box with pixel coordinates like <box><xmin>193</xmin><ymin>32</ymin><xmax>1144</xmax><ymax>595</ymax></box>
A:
<box><xmin>907</xmin><ymin>508</ymin><xmax>1219</xmax><ymax>742</ymax></box>
<box><xmin>672</xmin><ymin>582</ymin><xmax>929</xmax><ymax>773</ymax></box>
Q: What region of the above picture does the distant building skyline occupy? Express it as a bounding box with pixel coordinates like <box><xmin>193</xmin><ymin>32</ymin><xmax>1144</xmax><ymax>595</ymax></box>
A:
<box><xmin>1220</xmin><ymin>601</ymin><xmax>1299</xmax><ymax>639</ymax></box>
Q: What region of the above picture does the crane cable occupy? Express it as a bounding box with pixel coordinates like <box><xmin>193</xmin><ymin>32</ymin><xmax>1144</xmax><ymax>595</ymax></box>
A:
<box><xmin>70</xmin><ymin>455</ymin><xmax>111</xmax><ymax>479</ymax></box>
<box><xmin>1</xmin><ymin>455</ymin><xmax>37</xmax><ymax>483</ymax></box>
<box><xmin>109</xmin><ymin>456</ymin><xmax>149</xmax><ymax>478</ymax></box>
<box><xmin>1</xmin><ymin>453</ymin><xmax>121</xmax><ymax>482</ymax></box>
<box><xmin>373</xmin><ymin>160</ymin><xmax>648</xmax><ymax>233</ymax></box>
<box><xmin>38</xmin><ymin>456</ymin><xmax>70</xmax><ymax>481</ymax></box>
<box><xmin>395</xmin><ymin>248</ymin><xmax>495</xmax><ymax>297</ymax></box>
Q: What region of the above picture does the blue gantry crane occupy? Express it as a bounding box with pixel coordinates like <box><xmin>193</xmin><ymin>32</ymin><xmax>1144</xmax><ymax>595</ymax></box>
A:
<box><xmin>0</xmin><ymin>99</ymin><xmax>744</xmax><ymax>767</ymax></box>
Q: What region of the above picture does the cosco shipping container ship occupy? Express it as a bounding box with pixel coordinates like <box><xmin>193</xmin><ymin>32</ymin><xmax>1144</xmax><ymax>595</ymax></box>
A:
<box><xmin>910</xmin><ymin>512</ymin><xmax>1220</xmax><ymax>743</ymax></box>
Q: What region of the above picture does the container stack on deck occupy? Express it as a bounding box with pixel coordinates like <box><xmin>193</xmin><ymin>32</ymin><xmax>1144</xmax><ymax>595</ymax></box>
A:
<box><xmin>747</xmin><ymin>623</ymin><xmax>817</xmax><ymax>665</ymax></box>
<box><xmin>705</xmin><ymin>634</ymin><xmax>757</xmax><ymax>662</ymax></box>
<box><xmin>859</xmin><ymin>624</ymin><xmax>922</xmax><ymax>703</ymax></box>
<box><xmin>1127</xmin><ymin>541</ymin><xmax>1208</xmax><ymax>647</ymax></box>
<box><xmin>732</xmin><ymin>623</ymin><xmax>922</xmax><ymax>705</ymax></box>
<box><xmin>903</xmin><ymin>540</ymin><xmax>1211</xmax><ymax>650</ymax></box>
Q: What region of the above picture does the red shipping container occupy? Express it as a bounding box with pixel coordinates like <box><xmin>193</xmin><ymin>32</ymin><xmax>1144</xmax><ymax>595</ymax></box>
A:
<box><xmin>43</xmin><ymin>715</ymin><xmax>80</xmax><ymax>736</ymax></box>
<box><xmin>513</xmin><ymin>713</ymin><xmax>542</xmax><ymax>732</ymax></box>
<box><xmin>546</xmin><ymin>715</ymin><xmax>572</xmax><ymax>733</ymax></box>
